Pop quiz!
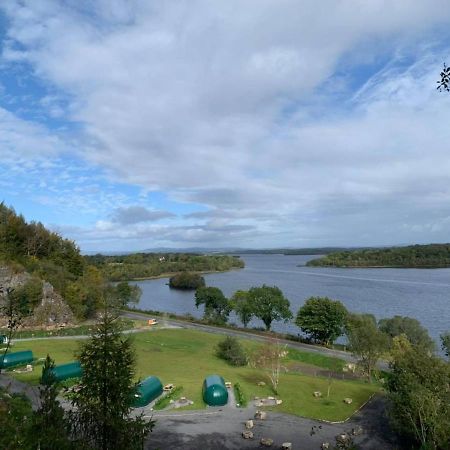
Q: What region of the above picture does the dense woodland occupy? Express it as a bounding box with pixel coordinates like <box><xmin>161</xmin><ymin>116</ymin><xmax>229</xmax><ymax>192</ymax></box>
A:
<box><xmin>306</xmin><ymin>244</ymin><xmax>450</xmax><ymax>268</ymax></box>
<box><xmin>0</xmin><ymin>203</ymin><xmax>99</xmax><ymax>319</ymax></box>
<box><xmin>85</xmin><ymin>252</ymin><xmax>244</xmax><ymax>281</ymax></box>
<box><xmin>0</xmin><ymin>203</ymin><xmax>243</xmax><ymax>319</ymax></box>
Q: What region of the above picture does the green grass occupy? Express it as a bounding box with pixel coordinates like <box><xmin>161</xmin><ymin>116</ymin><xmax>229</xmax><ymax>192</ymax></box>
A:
<box><xmin>0</xmin><ymin>318</ymin><xmax>135</xmax><ymax>339</ymax></box>
<box><xmin>7</xmin><ymin>328</ymin><xmax>379</xmax><ymax>421</ymax></box>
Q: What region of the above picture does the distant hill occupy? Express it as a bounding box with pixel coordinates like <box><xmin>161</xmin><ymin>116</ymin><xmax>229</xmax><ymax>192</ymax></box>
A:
<box><xmin>306</xmin><ymin>244</ymin><xmax>450</xmax><ymax>268</ymax></box>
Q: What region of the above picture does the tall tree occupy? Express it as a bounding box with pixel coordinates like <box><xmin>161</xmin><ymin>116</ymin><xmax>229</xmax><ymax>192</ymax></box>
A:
<box><xmin>251</xmin><ymin>337</ymin><xmax>287</xmax><ymax>394</ymax></box>
<box><xmin>247</xmin><ymin>285</ymin><xmax>292</xmax><ymax>331</ymax></box>
<box><xmin>387</xmin><ymin>336</ymin><xmax>450</xmax><ymax>449</ymax></box>
<box><xmin>295</xmin><ymin>296</ymin><xmax>348</xmax><ymax>345</ymax></box>
<box><xmin>345</xmin><ymin>314</ymin><xmax>389</xmax><ymax>382</ymax></box>
<box><xmin>195</xmin><ymin>286</ymin><xmax>231</xmax><ymax>325</ymax></box>
<box><xmin>379</xmin><ymin>315</ymin><xmax>435</xmax><ymax>352</ymax></box>
<box><xmin>69</xmin><ymin>306</ymin><xmax>154</xmax><ymax>449</ymax></box>
<box><xmin>26</xmin><ymin>355</ymin><xmax>72</xmax><ymax>449</ymax></box>
<box><xmin>230</xmin><ymin>290</ymin><xmax>253</xmax><ymax>328</ymax></box>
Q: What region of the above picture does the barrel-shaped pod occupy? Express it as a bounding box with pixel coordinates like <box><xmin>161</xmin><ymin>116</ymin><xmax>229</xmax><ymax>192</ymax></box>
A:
<box><xmin>0</xmin><ymin>350</ymin><xmax>34</xmax><ymax>369</ymax></box>
<box><xmin>46</xmin><ymin>361</ymin><xmax>83</xmax><ymax>382</ymax></box>
<box><xmin>133</xmin><ymin>376</ymin><xmax>163</xmax><ymax>407</ymax></box>
<box><xmin>202</xmin><ymin>374</ymin><xmax>228</xmax><ymax>406</ymax></box>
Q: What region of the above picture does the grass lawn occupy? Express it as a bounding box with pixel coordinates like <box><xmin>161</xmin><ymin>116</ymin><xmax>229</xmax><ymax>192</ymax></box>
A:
<box><xmin>7</xmin><ymin>328</ymin><xmax>380</xmax><ymax>421</ymax></box>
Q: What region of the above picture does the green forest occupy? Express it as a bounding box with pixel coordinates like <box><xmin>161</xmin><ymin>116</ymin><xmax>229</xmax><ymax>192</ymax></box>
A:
<box><xmin>0</xmin><ymin>203</ymin><xmax>243</xmax><ymax>320</ymax></box>
<box><xmin>306</xmin><ymin>244</ymin><xmax>450</xmax><ymax>268</ymax></box>
<box><xmin>85</xmin><ymin>253</ymin><xmax>244</xmax><ymax>281</ymax></box>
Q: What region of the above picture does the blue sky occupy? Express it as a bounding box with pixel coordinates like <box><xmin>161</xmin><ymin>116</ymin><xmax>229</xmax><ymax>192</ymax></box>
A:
<box><xmin>1</xmin><ymin>1</ymin><xmax>450</xmax><ymax>252</ymax></box>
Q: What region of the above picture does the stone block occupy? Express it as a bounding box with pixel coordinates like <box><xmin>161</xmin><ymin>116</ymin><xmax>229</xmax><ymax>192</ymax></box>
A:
<box><xmin>242</xmin><ymin>430</ymin><xmax>254</xmax><ymax>439</ymax></box>
<box><xmin>260</xmin><ymin>437</ymin><xmax>273</xmax><ymax>446</ymax></box>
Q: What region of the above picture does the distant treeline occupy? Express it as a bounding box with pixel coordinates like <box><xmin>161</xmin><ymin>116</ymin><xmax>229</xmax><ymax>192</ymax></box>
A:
<box><xmin>306</xmin><ymin>244</ymin><xmax>450</xmax><ymax>268</ymax></box>
<box><xmin>231</xmin><ymin>247</ymin><xmax>372</xmax><ymax>255</ymax></box>
<box><xmin>85</xmin><ymin>253</ymin><xmax>244</xmax><ymax>281</ymax></box>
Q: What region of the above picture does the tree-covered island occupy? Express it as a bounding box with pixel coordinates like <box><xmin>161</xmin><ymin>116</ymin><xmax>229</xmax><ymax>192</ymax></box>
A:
<box><xmin>306</xmin><ymin>243</ymin><xmax>450</xmax><ymax>268</ymax></box>
<box><xmin>85</xmin><ymin>252</ymin><xmax>244</xmax><ymax>281</ymax></box>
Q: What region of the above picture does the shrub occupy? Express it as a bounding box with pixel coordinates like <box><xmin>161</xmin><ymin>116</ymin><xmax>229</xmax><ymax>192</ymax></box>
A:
<box><xmin>153</xmin><ymin>386</ymin><xmax>183</xmax><ymax>410</ymax></box>
<box><xmin>215</xmin><ymin>335</ymin><xmax>247</xmax><ymax>366</ymax></box>
<box><xmin>233</xmin><ymin>382</ymin><xmax>247</xmax><ymax>407</ymax></box>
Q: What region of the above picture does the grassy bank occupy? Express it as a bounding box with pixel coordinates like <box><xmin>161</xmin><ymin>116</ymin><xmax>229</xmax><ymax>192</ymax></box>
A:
<box><xmin>8</xmin><ymin>328</ymin><xmax>379</xmax><ymax>421</ymax></box>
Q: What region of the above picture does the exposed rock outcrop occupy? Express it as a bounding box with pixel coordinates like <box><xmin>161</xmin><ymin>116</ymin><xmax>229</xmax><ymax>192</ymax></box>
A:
<box><xmin>0</xmin><ymin>266</ymin><xmax>74</xmax><ymax>326</ymax></box>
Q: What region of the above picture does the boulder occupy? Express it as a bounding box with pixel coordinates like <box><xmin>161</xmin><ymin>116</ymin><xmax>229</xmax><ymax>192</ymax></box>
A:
<box><xmin>281</xmin><ymin>443</ymin><xmax>292</xmax><ymax>450</ymax></box>
<box><xmin>257</xmin><ymin>381</ymin><xmax>266</xmax><ymax>386</ymax></box>
<box><xmin>245</xmin><ymin>420</ymin><xmax>254</xmax><ymax>429</ymax></box>
<box><xmin>351</xmin><ymin>425</ymin><xmax>363</xmax><ymax>436</ymax></box>
<box><xmin>255</xmin><ymin>410</ymin><xmax>267</xmax><ymax>420</ymax></box>
<box><xmin>336</xmin><ymin>434</ymin><xmax>350</xmax><ymax>444</ymax></box>
<box><xmin>260</xmin><ymin>437</ymin><xmax>273</xmax><ymax>447</ymax></box>
<box><xmin>242</xmin><ymin>431</ymin><xmax>254</xmax><ymax>439</ymax></box>
<box><xmin>321</xmin><ymin>443</ymin><xmax>330</xmax><ymax>450</ymax></box>
<box><xmin>276</xmin><ymin>399</ymin><xmax>283</xmax><ymax>405</ymax></box>
<box><xmin>313</xmin><ymin>391</ymin><xmax>322</xmax><ymax>398</ymax></box>
<box><xmin>343</xmin><ymin>398</ymin><xmax>353</xmax><ymax>404</ymax></box>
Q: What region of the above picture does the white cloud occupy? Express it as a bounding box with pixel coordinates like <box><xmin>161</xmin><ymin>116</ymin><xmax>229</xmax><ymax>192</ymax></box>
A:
<box><xmin>2</xmin><ymin>1</ymin><xmax>450</xmax><ymax>249</ymax></box>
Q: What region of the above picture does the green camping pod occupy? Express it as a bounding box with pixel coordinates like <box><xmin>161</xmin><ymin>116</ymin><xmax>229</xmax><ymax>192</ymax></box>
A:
<box><xmin>44</xmin><ymin>361</ymin><xmax>83</xmax><ymax>382</ymax></box>
<box><xmin>202</xmin><ymin>375</ymin><xmax>228</xmax><ymax>406</ymax></box>
<box><xmin>0</xmin><ymin>350</ymin><xmax>33</xmax><ymax>369</ymax></box>
<box><xmin>133</xmin><ymin>376</ymin><xmax>163</xmax><ymax>407</ymax></box>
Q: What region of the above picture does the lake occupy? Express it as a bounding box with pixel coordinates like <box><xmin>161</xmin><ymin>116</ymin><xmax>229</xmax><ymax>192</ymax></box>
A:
<box><xmin>133</xmin><ymin>254</ymin><xmax>450</xmax><ymax>345</ymax></box>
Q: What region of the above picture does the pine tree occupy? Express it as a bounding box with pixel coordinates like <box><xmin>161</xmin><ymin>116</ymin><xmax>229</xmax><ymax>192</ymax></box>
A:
<box><xmin>69</xmin><ymin>306</ymin><xmax>154</xmax><ymax>449</ymax></box>
<box><xmin>26</xmin><ymin>355</ymin><xmax>72</xmax><ymax>449</ymax></box>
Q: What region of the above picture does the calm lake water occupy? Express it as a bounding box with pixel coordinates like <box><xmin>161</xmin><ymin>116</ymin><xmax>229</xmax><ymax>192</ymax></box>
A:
<box><xmin>133</xmin><ymin>254</ymin><xmax>450</xmax><ymax>345</ymax></box>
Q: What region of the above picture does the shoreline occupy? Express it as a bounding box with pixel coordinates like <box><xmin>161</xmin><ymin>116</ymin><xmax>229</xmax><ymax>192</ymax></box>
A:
<box><xmin>116</xmin><ymin>266</ymin><xmax>244</xmax><ymax>282</ymax></box>
<box><xmin>304</xmin><ymin>264</ymin><xmax>450</xmax><ymax>269</ymax></box>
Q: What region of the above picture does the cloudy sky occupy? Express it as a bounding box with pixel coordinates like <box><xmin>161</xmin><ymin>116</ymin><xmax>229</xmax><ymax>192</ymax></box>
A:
<box><xmin>1</xmin><ymin>1</ymin><xmax>450</xmax><ymax>252</ymax></box>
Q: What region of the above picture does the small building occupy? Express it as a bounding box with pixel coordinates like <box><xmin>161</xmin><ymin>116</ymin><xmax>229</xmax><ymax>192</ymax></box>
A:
<box><xmin>44</xmin><ymin>361</ymin><xmax>83</xmax><ymax>382</ymax></box>
<box><xmin>202</xmin><ymin>374</ymin><xmax>228</xmax><ymax>406</ymax></box>
<box><xmin>133</xmin><ymin>376</ymin><xmax>163</xmax><ymax>407</ymax></box>
<box><xmin>0</xmin><ymin>350</ymin><xmax>34</xmax><ymax>369</ymax></box>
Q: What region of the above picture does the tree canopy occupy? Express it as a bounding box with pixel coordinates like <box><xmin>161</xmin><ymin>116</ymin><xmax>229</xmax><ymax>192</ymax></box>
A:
<box><xmin>247</xmin><ymin>285</ymin><xmax>292</xmax><ymax>331</ymax></box>
<box><xmin>169</xmin><ymin>272</ymin><xmax>205</xmax><ymax>290</ymax></box>
<box><xmin>195</xmin><ymin>286</ymin><xmax>231</xmax><ymax>325</ymax></box>
<box><xmin>387</xmin><ymin>336</ymin><xmax>450</xmax><ymax>449</ymax></box>
<box><xmin>230</xmin><ymin>290</ymin><xmax>253</xmax><ymax>327</ymax></box>
<box><xmin>295</xmin><ymin>296</ymin><xmax>348</xmax><ymax>345</ymax></box>
<box><xmin>345</xmin><ymin>314</ymin><xmax>389</xmax><ymax>382</ymax></box>
<box><xmin>378</xmin><ymin>315</ymin><xmax>435</xmax><ymax>352</ymax></box>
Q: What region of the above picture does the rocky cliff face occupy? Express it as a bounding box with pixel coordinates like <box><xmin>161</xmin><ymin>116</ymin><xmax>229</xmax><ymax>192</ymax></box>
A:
<box><xmin>0</xmin><ymin>266</ymin><xmax>74</xmax><ymax>327</ymax></box>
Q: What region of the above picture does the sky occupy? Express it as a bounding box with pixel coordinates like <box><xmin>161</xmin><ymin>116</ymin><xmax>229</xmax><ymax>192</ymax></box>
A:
<box><xmin>1</xmin><ymin>1</ymin><xmax>450</xmax><ymax>253</ymax></box>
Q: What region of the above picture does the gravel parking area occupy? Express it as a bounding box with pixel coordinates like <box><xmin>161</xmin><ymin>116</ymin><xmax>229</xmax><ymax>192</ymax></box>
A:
<box><xmin>145</xmin><ymin>395</ymin><xmax>398</xmax><ymax>450</ymax></box>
